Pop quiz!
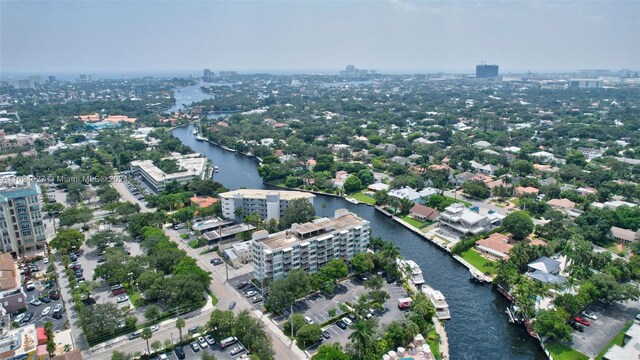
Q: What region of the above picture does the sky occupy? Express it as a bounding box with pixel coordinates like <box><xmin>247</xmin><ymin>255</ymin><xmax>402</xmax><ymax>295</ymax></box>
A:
<box><xmin>1</xmin><ymin>0</ymin><xmax>639</xmax><ymax>75</ymax></box>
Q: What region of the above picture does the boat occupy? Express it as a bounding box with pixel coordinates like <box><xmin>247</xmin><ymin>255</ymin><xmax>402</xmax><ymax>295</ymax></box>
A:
<box><xmin>345</xmin><ymin>197</ymin><xmax>359</xmax><ymax>204</ymax></box>
<box><xmin>422</xmin><ymin>285</ymin><xmax>451</xmax><ymax>320</ymax></box>
<box><xmin>397</xmin><ymin>259</ymin><xmax>425</xmax><ymax>286</ymax></box>
<box><xmin>195</xmin><ymin>135</ymin><xmax>207</xmax><ymax>142</ymax></box>
<box><xmin>214</xmin><ymin>165</ymin><xmax>219</xmax><ymax>173</ymax></box>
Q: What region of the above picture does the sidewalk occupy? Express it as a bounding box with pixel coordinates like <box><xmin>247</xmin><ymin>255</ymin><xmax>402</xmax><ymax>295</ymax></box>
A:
<box><xmin>254</xmin><ymin>310</ymin><xmax>307</xmax><ymax>359</ymax></box>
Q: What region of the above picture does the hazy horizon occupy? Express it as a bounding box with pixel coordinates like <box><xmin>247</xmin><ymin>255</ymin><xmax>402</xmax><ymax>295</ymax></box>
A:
<box><xmin>1</xmin><ymin>1</ymin><xmax>639</xmax><ymax>74</ymax></box>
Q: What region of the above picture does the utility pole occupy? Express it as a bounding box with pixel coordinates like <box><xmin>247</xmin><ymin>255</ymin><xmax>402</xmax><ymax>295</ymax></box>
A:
<box><xmin>289</xmin><ymin>304</ymin><xmax>294</xmax><ymax>347</ymax></box>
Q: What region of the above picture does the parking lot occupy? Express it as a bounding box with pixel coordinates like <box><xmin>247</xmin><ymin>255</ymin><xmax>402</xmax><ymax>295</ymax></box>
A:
<box><xmin>147</xmin><ymin>340</ymin><xmax>248</xmax><ymax>360</ymax></box>
<box><xmin>270</xmin><ymin>276</ymin><xmax>407</xmax><ymax>353</ymax></box>
<box><xmin>569</xmin><ymin>300</ymin><xmax>640</xmax><ymax>358</ymax></box>
<box><xmin>15</xmin><ymin>257</ymin><xmax>68</xmax><ymax>332</ymax></box>
<box><xmin>229</xmin><ymin>274</ymin><xmax>263</xmax><ymax>307</ymax></box>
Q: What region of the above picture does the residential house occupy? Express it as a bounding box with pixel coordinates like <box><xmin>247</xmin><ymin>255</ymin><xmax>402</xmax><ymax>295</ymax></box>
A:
<box><xmin>514</xmin><ymin>186</ymin><xmax>539</xmax><ymax>197</ymax></box>
<box><xmin>475</xmin><ymin>233</ymin><xmax>512</xmax><ymax>259</ymax></box>
<box><xmin>603</xmin><ymin>322</ymin><xmax>640</xmax><ymax>360</ymax></box>
<box><xmin>539</xmin><ymin>177</ymin><xmax>558</xmax><ymax>186</ymax></box>
<box><xmin>531</xmin><ymin>151</ymin><xmax>556</xmax><ymax>163</ymax></box>
<box><xmin>438</xmin><ymin>203</ymin><xmax>501</xmax><ymax>237</ymax></box>
<box><xmin>578</xmin><ymin>147</ymin><xmax>604</xmax><ymax>160</ymax></box>
<box><xmin>333</xmin><ymin>171</ymin><xmax>350</xmax><ymax>189</ymax></box>
<box><xmin>610</xmin><ymin>226</ymin><xmax>640</xmax><ymax>244</ymax></box>
<box><xmin>409</xmin><ymin>204</ymin><xmax>440</xmax><ymax>222</ymax></box>
<box><xmin>470</xmin><ymin>160</ymin><xmax>500</xmax><ymax>176</ymax></box>
<box><xmin>454</xmin><ymin>172</ymin><xmax>476</xmax><ymax>187</ymax></box>
<box><xmin>389</xmin><ymin>156</ymin><xmax>410</xmax><ymax>165</ymax></box>
<box><xmin>526</xmin><ymin>256</ymin><xmax>566</xmax><ymax>284</ymax></box>
<box><xmin>367</xmin><ymin>183</ymin><xmax>390</xmax><ymax>192</ymax></box>
<box><xmin>547</xmin><ymin>198</ymin><xmax>576</xmax><ymax>210</ymax></box>
<box><xmin>388</xmin><ymin>187</ymin><xmax>438</xmax><ymax>203</ymax></box>
<box><xmin>473</xmin><ymin>140</ymin><xmax>492</xmax><ymax>149</ymax></box>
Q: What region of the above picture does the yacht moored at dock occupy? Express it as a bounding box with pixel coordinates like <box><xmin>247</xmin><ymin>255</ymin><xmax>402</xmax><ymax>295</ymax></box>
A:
<box><xmin>422</xmin><ymin>285</ymin><xmax>451</xmax><ymax>320</ymax></box>
<box><xmin>397</xmin><ymin>259</ymin><xmax>425</xmax><ymax>286</ymax></box>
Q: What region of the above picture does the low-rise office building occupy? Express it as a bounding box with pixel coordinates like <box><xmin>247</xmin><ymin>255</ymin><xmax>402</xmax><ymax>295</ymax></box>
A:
<box><xmin>219</xmin><ymin>189</ymin><xmax>314</xmax><ymax>222</ymax></box>
<box><xmin>251</xmin><ymin>209</ymin><xmax>369</xmax><ymax>282</ymax></box>
<box><xmin>130</xmin><ymin>153</ymin><xmax>210</xmax><ymax>193</ymax></box>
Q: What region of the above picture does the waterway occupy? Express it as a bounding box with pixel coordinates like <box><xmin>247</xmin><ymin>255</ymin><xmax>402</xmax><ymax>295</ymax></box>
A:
<box><xmin>172</xmin><ymin>124</ymin><xmax>546</xmax><ymax>360</ymax></box>
<box><xmin>168</xmin><ymin>81</ymin><xmax>229</xmax><ymax>113</ymax></box>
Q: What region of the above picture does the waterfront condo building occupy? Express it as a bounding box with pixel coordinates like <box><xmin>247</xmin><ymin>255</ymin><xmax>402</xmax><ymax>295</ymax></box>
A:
<box><xmin>0</xmin><ymin>175</ymin><xmax>46</xmax><ymax>256</ymax></box>
<box><xmin>130</xmin><ymin>153</ymin><xmax>210</xmax><ymax>193</ymax></box>
<box><xmin>219</xmin><ymin>189</ymin><xmax>314</xmax><ymax>222</ymax></box>
<box><xmin>251</xmin><ymin>209</ymin><xmax>369</xmax><ymax>282</ymax></box>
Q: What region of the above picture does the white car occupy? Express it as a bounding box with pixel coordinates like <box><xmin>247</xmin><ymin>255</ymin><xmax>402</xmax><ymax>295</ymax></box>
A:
<box><xmin>116</xmin><ymin>295</ymin><xmax>129</xmax><ymax>303</ymax></box>
<box><xmin>43</xmin><ymin>258</ymin><xmax>49</xmax><ymax>264</ymax></box>
<box><xmin>41</xmin><ymin>307</ymin><xmax>51</xmax><ymax>316</ymax></box>
<box><xmin>197</xmin><ymin>336</ymin><xmax>208</xmax><ymax>348</ymax></box>
<box><xmin>150</xmin><ymin>325</ymin><xmax>160</xmax><ymax>332</ymax></box>
<box><xmin>304</xmin><ymin>316</ymin><xmax>314</xmax><ymax>324</ymax></box>
<box><xmin>53</xmin><ymin>304</ymin><xmax>63</xmax><ymax>313</ymax></box>
<box><xmin>14</xmin><ymin>313</ymin><xmax>25</xmax><ymax>323</ymax></box>
<box><xmin>582</xmin><ymin>311</ymin><xmax>597</xmax><ymax>321</ymax></box>
<box><xmin>245</xmin><ymin>290</ymin><xmax>257</xmax><ymax>298</ymax></box>
<box><xmin>29</xmin><ymin>298</ymin><xmax>42</xmax><ymax>306</ymax></box>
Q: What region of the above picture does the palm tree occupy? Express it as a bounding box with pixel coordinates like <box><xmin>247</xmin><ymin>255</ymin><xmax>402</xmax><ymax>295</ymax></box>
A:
<box><xmin>141</xmin><ymin>327</ymin><xmax>153</xmax><ymax>355</ymax></box>
<box><xmin>382</xmin><ymin>242</ymin><xmax>400</xmax><ymax>263</ymax></box>
<box><xmin>348</xmin><ymin>319</ymin><xmax>375</xmax><ymax>359</ymax></box>
<box><xmin>175</xmin><ymin>317</ymin><xmax>185</xmax><ymax>341</ymax></box>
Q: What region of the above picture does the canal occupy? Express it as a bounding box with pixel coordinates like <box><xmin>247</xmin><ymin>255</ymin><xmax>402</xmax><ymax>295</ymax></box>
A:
<box><xmin>172</xmin><ymin>124</ymin><xmax>546</xmax><ymax>360</ymax></box>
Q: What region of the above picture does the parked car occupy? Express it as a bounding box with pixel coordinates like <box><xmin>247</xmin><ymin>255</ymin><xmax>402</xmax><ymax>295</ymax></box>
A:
<box><xmin>210</xmin><ymin>258</ymin><xmax>223</xmax><ymax>265</ymax></box>
<box><xmin>21</xmin><ymin>312</ymin><xmax>34</xmax><ymax>324</ymax></box>
<box><xmin>29</xmin><ymin>298</ymin><xmax>42</xmax><ymax>306</ymax></box>
<box><xmin>113</xmin><ymin>288</ymin><xmax>126</xmax><ymax>295</ymax></box>
<box><xmin>205</xmin><ymin>335</ymin><xmax>215</xmax><ymax>346</ymax></box>
<box><xmin>574</xmin><ymin>317</ymin><xmax>591</xmax><ymax>326</ymax></box>
<box><xmin>245</xmin><ymin>290</ymin><xmax>257</xmax><ymax>298</ymax></box>
<box><xmin>25</xmin><ymin>282</ymin><xmax>36</xmax><ymax>291</ymax></box>
<box><xmin>174</xmin><ymin>346</ymin><xmax>186</xmax><ymax>360</ymax></box>
<box><xmin>336</xmin><ymin>320</ymin><xmax>347</xmax><ymax>330</ymax></box>
<box><xmin>304</xmin><ymin>316</ymin><xmax>314</xmax><ymax>324</ymax></box>
<box><xmin>38</xmin><ymin>296</ymin><xmax>51</xmax><ymax>304</ymax></box>
<box><xmin>43</xmin><ymin>258</ymin><xmax>49</xmax><ymax>264</ymax></box>
<box><xmin>570</xmin><ymin>321</ymin><xmax>585</xmax><ymax>332</ymax></box>
<box><xmin>173</xmin><ymin>224</ymin><xmax>184</xmax><ymax>230</ymax></box>
<box><xmin>97</xmin><ymin>257</ymin><xmax>106</xmax><ymax>263</ymax></box>
<box><xmin>116</xmin><ymin>295</ymin><xmax>129</xmax><ymax>303</ymax></box>
<box><xmin>189</xmin><ymin>342</ymin><xmax>200</xmax><ymax>352</ymax></box>
<box><xmin>150</xmin><ymin>325</ymin><xmax>159</xmax><ymax>332</ymax></box>
<box><xmin>252</xmin><ymin>295</ymin><xmax>263</xmax><ymax>303</ymax></box>
<box><xmin>52</xmin><ymin>311</ymin><xmax>63</xmax><ymax>320</ymax></box>
<box><xmin>187</xmin><ymin>326</ymin><xmax>199</xmax><ymax>334</ymax></box>
<box><xmin>230</xmin><ymin>345</ymin><xmax>245</xmax><ymax>356</ymax></box>
<box><xmin>322</xmin><ymin>330</ymin><xmax>331</xmax><ymax>339</ymax></box>
<box><xmin>53</xmin><ymin>304</ymin><xmax>63</xmax><ymax>313</ymax></box>
<box><xmin>343</xmin><ymin>317</ymin><xmax>353</xmax><ymax>326</ymax></box>
<box><xmin>129</xmin><ymin>331</ymin><xmax>141</xmax><ymax>340</ymax></box>
<box><xmin>49</xmin><ymin>291</ymin><xmax>60</xmax><ymax>300</ymax></box>
<box><xmin>197</xmin><ymin>336</ymin><xmax>208</xmax><ymax>349</ymax></box>
<box><xmin>228</xmin><ymin>301</ymin><xmax>236</xmax><ymax>310</ymax></box>
<box><xmin>582</xmin><ymin>310</ymin><xmax>597</xmax><ymax>320</ymax></box>
<box><xmin>14</xmin><ymin>313</ymin><xmax>25</xmax><ymax>323</ymax></box>
<box><xmin>236</xmin><ymin>281</ymin><xmax>249</xmax><ymax>290</ymax></box>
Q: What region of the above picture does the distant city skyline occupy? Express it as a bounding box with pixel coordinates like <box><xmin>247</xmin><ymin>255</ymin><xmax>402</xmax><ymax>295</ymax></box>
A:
<box><xmin>1</xmin><ymin>1</ymin><xmax>638</xmax><ymax>74</ymax></box>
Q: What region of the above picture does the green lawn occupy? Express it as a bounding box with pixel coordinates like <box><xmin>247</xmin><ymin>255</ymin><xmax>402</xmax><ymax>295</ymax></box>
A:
<box><xmin>460</xmin><ymin>249</ymin><xmax>497</xmax><ymax>275</ymax></box>
<box><xmin>595</xmin><ymin>321</ymin><xmax>633</xmax><ymax>360</ymax></box>
<box><xmin>546</xmin><ymin>342</ymin><xmax>588</xmax><ymax>360</ymax></box>
<box><xmin>509</xmin><ymin>198</ymin><xmax>520</xmax><ymax>207</ymax></box>
<box><xmin>350</xmin><ymin>191</ymin><xmax>376</xmax><ymax>205</ymax></box>
<box><xmin>401</xmin><ymin>215</ymin><xmax>431</xmax><ymax>229</ymax></box>
<box><xmin>206</xmin><ymin>289</ymin><xmax>219</xmax><ymax>306</ymax></box>
<box><xmin>426</xmin><ymin>329</ymin><xmax>442</xmax><ymax>360</ymax></box>
<box><xmin>444</xmin><ymin>195</ymin><xmax>472</xmax><ymax>207</ymax></box>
